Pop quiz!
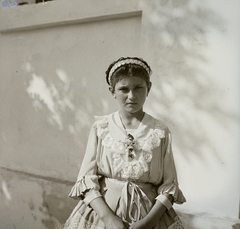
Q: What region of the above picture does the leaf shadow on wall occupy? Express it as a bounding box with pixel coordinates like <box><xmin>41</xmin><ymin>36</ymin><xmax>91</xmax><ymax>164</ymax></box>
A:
<box><xmin>143</xmin><ymin>0</ymin><xmax>239</xmax><ymax>162</ymax></box>
<box><xmin>24</xmin><ymin>61</ymin><xmax>110</xmax><ymax>166</ymax></box>
<box><xmin>23</xmin><ymin>60</ymin><xmax>111</xmax><ymax>226</ymax></box>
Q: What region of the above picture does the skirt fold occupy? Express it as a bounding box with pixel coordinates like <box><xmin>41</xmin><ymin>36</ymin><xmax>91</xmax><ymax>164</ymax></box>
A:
<box><xmin>62</xmin><ymin>178</ymin><xmax>185</xmax><ymax>229</ymax></box>
<box><xmin>62</xmin><ymin>200</ymin><xmax>104</xmax><ymax>229</ymax></box>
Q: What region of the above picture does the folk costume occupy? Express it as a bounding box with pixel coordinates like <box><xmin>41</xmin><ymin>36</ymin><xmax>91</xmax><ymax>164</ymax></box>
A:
<box><xmin>62</xmin><ymin>111</ymin><xmax>186</xmax><ymax>229</ymax></box>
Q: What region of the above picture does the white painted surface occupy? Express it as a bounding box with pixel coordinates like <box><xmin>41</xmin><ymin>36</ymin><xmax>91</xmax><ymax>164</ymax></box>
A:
<box><xmin>0</xmin><ymin>0</ymin><xmax>239</xmax><ymax>228</ymax></box>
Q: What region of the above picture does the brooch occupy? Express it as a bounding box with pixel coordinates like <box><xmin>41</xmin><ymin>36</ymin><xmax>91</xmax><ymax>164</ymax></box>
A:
<box><xmin>124</xmin><ymin>134</ymin><xmax>136</xmax><ymax>160</ymax></box>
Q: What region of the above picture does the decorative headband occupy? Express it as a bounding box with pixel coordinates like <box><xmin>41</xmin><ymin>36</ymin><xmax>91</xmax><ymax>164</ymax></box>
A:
<box><xmin>107</xmin><ymin>58</ymin><xmax>152</xmax><ymax>84</ymax></box>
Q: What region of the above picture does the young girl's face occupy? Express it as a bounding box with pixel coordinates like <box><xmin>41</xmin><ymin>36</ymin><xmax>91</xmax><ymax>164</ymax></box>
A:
<box><xmin>112</xmin><ymin>76</ymin><xmax>150</xmax><ymax>115</ymax></box>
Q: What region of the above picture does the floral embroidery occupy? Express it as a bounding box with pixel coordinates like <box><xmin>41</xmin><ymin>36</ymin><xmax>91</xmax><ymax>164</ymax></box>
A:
<box><xmin>96</xmin><ymin>117</ymin><xmax>167</xmax><ymax>180</ymax></box>
<box><xmin>95</xmin><ymin>117</ymin><xmax>109</xmax><ymax>140</ymax></box>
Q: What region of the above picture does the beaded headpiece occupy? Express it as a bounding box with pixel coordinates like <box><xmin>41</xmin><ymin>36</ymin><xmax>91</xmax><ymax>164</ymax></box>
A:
<box><xmin>106</xmin><ymin>57</ymin><xmax>152</xmax><ymax>85</ymax></box>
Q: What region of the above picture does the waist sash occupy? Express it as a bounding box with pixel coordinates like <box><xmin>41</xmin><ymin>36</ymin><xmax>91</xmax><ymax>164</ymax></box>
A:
<box><xmin>102</xmin><ymin>178</ymin><xmax>154</xmax><ymax>225</ymax></box>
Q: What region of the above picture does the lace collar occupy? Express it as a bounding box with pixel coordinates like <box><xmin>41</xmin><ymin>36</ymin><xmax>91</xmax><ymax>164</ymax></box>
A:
<box><xmin>95</xmin><ymin>112</ymin><xmax>167</xmax><ymax>179</ymax></box>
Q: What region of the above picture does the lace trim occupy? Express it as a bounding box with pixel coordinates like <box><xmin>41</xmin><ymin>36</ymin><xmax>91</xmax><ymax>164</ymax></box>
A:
<box><xmin>62</xmin><ymin>209</ymin><xmax>183</xmax><ymax>229</ymax></box>
<box><xmin>62</xmin><ymin>210</ymin><xmax>103</xmax><ymax>229</ymax></box>
<box><xmin>96</xmin><ymin>117</ymin><xmax>166</xmax><ymax>179</ymax></box>
<box><xmin>168</xmin><ymin>216</ymin><xmax>185</xmax><ymax>229</ymax></box>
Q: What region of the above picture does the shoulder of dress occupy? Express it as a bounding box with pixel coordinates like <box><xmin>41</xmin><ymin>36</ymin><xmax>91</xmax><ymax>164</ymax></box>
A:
<box><xmin>154</xmin><ymin>119</ymin><xmax>168</xmax><ymax>131</ymax></box>
<box><xmin>92</xmin><ymin>114</ymin><xmax>110</xmax><ymax>138</ymax></box>
<box><xmin>149</xmin><ymin>116</ymin><xmax>170</xmax><ymax>139</ymax></box>
<box><xmin>141</xmin><ymin>117</ymin><xmax>170</xmax><ymax>151</ymax></box>
<box><xmin>93</xmin><ymin>115</ymin><xmax>108</xmax><ymax>123</ymax></box>
<box><xmin>146</xmin><ymin>113</ymin><xmax>168</xmax><ymax>131</ymax></box>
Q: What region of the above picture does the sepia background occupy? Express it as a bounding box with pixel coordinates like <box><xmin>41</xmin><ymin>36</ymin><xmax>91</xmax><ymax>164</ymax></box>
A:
<box><xmin>0</xmin><ymin>0</ymin><xmax>239</xmax><ymax>228</ymax></box>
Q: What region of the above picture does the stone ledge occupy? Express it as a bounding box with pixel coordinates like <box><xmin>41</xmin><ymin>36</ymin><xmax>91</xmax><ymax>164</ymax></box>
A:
<box><xmin>0</xmin><ymin>0</ymin><xmax>141</xmax><ymax>33</ymax></box>
<box><xmin>0</xmin><ymin>166</ymin><xmax>76</xmax><ymax>228</ymax></box>
<box><xmin>178</xmin><ymin>211</ymin><xmax>240</xmax><ymax>229</ymax></box>
<box><xmin>0</xmin><ymin>166</ymin><xmax>74</xmax><ymax>186</ymax></box>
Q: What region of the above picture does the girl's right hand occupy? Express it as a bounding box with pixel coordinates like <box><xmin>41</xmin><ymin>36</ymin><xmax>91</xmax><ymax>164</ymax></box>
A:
<box><xmin>102</xmin><ymin>214</ymin><xmax>128</xmax><ymax>229</ymax></box>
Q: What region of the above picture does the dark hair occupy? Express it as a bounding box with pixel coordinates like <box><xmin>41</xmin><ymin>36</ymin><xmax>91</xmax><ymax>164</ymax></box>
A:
<box><xmin>105</xmin><ymin>57</ymin><xmax>152</xmax><ymax>90</ymax></box>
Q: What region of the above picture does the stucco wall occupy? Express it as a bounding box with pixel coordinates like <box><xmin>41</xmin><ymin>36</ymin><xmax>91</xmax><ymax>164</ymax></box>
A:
<box><xmin>140</xmin><ymin>0</ymin><xmax>240</xmax><ymax>225</ymax></box>
<box><xmin>0</xmin><ymin>0</ymin><xmax>239</xmax><ymax>228</ymax></box>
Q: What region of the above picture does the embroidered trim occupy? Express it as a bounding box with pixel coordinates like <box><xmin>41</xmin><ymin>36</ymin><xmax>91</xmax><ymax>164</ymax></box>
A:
<box><xmin>168</xmin><ymin>216</ymin><xmax>185</xmax><ymax>229</ymax></box>
<box><xmin>96</xmin><ymin>117</ymin><xmax>166</xmax><ymax>179</ymax></box>
<box><xmin>63</xmin><ymin>209</ymin><xmax>104</xmax><ymax>229</ymax></box>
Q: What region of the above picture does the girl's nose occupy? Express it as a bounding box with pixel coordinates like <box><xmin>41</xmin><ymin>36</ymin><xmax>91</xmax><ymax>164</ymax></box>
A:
<box><xmin>128</xmin><ymin>90</ymin><xmax>136</xmax><ymax>100</ymax></box>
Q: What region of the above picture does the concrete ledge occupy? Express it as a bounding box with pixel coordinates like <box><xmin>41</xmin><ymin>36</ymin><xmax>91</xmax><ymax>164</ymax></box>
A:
<box><xmin>0</xmin><ymin>166</ymin><xmax>76</xmax><ymax>228</ymax></box>
<box><xmin>178</xmin><ymin>212</ymin><xmax>240</xmax><ymax>229</ymax></box>
<box><xmin>0</xmin><ymin>166</ymin><xmax>74</xmax><ymax>186</ymax></box>
<box><xmin>0</xmin><ymin>0</ymin><xmax>141</xmax><ymax>33</ymax></box>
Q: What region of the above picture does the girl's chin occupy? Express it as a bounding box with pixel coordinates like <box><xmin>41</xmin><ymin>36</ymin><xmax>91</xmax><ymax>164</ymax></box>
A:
<box><xmin>123</xmin><ymin>108</ymin><xmax>143</xmax><ymax>114</ymax></box>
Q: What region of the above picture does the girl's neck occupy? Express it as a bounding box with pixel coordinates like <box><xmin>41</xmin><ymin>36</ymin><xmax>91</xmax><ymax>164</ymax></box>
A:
<box><xmin>119</xmin><ymin>110</ymin><xmax>145</xmax><ymax>129</ymax></box>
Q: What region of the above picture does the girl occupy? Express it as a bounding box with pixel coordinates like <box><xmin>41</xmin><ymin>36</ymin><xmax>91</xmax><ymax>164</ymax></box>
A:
<box><xmin>63</xmin><ymin>57</ymin><xmax>186</xmax><ymax>229</ymax></box>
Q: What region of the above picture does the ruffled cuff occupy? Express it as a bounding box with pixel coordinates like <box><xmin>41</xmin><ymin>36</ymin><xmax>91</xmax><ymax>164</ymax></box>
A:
<box><xmin>68</xmin><ymin>180</ymin><xmax>87</xmax><ymax>199</ymax></box>
<box><xmin>68</xmin><ymin>176</ymin><xmax>102</xmax><ymax>205</ymax></box>
<box><xmin>158</xmin><ymin>180</ymin><xmax>186</xmax><ymax>204</ymax></box>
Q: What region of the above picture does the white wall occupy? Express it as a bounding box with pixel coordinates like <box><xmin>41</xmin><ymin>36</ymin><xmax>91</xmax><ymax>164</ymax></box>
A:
<box><xmin>140</xmin><ymin>0</ymin><xmax>240</xmax><ymax>225</ymax></box>
<box><xmin>0</xmin><ymin>1</ymin><xmax>142</xmax><ymax>228</ymax></box>
<box><xmin>0</xmin><ymin>0</ymin><xmax>142</xmax><ymax>179</ymax></box>
<box><xmin>140</xmin><ymin>0</ymin><xmax>240</xmax><ymax>227</ymax></box>
<box><xmin>0</xmin><ymin>0</ymin><xmax>239</xmax><ymax>228</ymax></box>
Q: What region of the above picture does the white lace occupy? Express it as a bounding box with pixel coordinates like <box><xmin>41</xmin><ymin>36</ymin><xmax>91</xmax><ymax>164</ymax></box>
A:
<box><xmin>96</xmin><ymin>117</ymin><xmax>166</xmax><ymax>179</ymax></box>
<box><xmin>62</xmin><ymin>210</ymin><xmax>104</xmax><ymax>229</ymax></box>
<box><xmin>168</xmin><ymin>216</ymin><xmax>185</xmax><ymax>229</ymax></box>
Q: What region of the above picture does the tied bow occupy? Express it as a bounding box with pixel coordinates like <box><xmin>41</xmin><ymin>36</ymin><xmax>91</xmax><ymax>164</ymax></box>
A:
<box><xmin>118</xmin><ymin>182</ymin><xmax>153</xmax><ymax>225</ymax></box>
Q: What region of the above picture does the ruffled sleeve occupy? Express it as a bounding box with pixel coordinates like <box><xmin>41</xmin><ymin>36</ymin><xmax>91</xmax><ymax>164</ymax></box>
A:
<box><xmin>157</xmin><ymin>129</ymin><xmax>186</xmax><ymax>204</ymax></box>
<box><xmin>68</xmin><ymin>121</ymin><xmax>102</xmax><ymax>206</ymax></box>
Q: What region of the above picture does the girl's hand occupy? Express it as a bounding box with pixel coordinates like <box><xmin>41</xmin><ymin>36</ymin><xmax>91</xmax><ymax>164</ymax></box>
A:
<box><xmin>102</xmin><ymin>214</ymin><xmax>128</xmax><ymax>229</ymax></box>
<box><xmin>129</xmin><ymin>218</ymin><xmax>154</xmax><ymax>229</ymax></box>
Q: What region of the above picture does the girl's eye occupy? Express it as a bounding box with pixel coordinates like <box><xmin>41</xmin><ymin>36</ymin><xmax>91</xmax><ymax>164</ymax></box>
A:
<box><xmin>120</xmin><ymin>88</ymin><xmax>129</xmax><ymax>92</ymax></box>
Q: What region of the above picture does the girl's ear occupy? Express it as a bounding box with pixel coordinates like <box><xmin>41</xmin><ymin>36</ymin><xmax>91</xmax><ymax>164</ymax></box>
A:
<box><xmin>147</xmin><ymin>82</ymin><xmax>152</xmax><ymax>96</ymax></box>
<box><xmin>109</xmin><ymin>86</ymin><xmax>116</xmax><ymax>97</ymax></box>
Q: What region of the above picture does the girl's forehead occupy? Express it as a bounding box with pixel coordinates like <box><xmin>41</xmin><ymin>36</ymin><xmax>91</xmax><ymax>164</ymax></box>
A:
<box><xmin>116</xmin><ymin>76</ymin><xmax>146</xmax><ymax>85</ymax></box>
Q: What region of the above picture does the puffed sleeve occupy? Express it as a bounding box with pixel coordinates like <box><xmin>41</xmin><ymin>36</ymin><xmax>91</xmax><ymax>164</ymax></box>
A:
<box><xmin>157</xmin><ymin>128</ymin><xmax>186</xmax><ymax>204</ymax></box>
<box><xmin>68</xmin><ymin>121</ymin><xmax>102</xmax><ymax>205</ymax></box>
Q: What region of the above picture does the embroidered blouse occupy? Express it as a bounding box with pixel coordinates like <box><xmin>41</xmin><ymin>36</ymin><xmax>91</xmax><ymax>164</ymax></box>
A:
<box><xmin>69</xmin><ymin>111</ymin><xmax>186</xmax><ymax>208</ymax></box>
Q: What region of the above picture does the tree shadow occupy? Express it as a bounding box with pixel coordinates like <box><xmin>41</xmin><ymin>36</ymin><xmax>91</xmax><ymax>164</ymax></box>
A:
<box><xmin>23</xmin><ymin>60</ymin><xmax>111</xmax><ymax>166</ymax></box>
<box><xmin>142</xmin><ymin>0</ymin><xmax>239</xmax><ymax>161</ymax></box>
